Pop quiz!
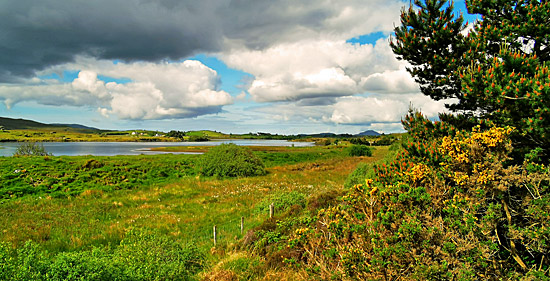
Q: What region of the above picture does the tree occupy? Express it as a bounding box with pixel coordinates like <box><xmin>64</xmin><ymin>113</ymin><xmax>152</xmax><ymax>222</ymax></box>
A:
<box><xmin>165</xmin><ymin>130</ymin><xmax>186</xmax><ymax>140</ymax></box>
<box><xmin>13</xmin><ymin>142</ymin><xmax>52</xmax><ymax>157</ymax></box>
<box><xmin>391</xmin><ymin>0</ymin><xmax>550</xmax><ymax>160</ymax></box>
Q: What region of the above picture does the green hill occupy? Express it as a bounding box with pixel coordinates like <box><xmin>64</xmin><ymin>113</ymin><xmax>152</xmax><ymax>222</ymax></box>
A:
<box><xmin>0</xmin><ymin>117</ymin><xmax>100</xmax><ymax>132</ymax></box>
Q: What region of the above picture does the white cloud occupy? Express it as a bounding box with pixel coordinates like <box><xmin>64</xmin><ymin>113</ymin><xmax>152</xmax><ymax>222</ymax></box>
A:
<box><xmin>327</xmin><ymin>94</ymin><xmax>448</xmax><ymax>125</ymax></box>
<box><xmin>246</xmin><ymin>93</ymin><xmax>447</xmax><ymax>129</ymax></box>
<box><xmin>221</xmin><ymin>37</ymin><xmax>415</xmax><ymax>103</ymax></box>
<box><xmin>327</xmin><ymin>96</ymin><xmax>407</xmax><ymax>124</ymax></box>
<box><xmin>0</xmin><ymin>59</ymin><xmax>233</xmax><ymax>120</ymax></box>
<box><xmin>360</xmin><ymin>67</ymin><xmax>420</xmax><ymax>94</ymax></box>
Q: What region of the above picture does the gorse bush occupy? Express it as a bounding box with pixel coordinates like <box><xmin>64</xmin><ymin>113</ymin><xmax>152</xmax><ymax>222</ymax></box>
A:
<box><xmin>277</xmin><ymin>111</ymin><xmax>550</xmax><ymax>280</ymax></box>
<box><xmin>13</xmin><ymin>142</ymin><xmax>51</xmax><ymax>157</ymax></box>
<box><xmin>199</xmin><ymin>143</ymin><xmax>266</xmax><ymax>178</ymax></box>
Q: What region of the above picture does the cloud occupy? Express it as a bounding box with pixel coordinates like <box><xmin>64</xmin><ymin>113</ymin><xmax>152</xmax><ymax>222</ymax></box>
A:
<box><xmin>249</xmin><ymin>93</ymin><xmax>448</xmax><ymax>128</ymax></box>
<box><xmin>327</xmin><ymin>94</ymin><xmax>448</xmax><ymax>125</ymax></box>
<box><xmin>360</xmin><ymin>68</ymin><xmax>420</xmax><ymax>94</ymax></box>
<box><xmin>221</xmin><ymin>37</ymin><xmax>415</xmax><ymax>103</ymax></box>
<box><xmin>0</xmin><ymin>59</ymin><xmax>233</xmax><ymax>120</ymax></box>
<box><xmin>0</xmin><ymin>0</ymin><xmax>405</xmax><ymax>82</ymax></box>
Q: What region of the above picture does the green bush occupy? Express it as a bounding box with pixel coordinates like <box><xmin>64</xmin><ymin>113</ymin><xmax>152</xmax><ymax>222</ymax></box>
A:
<box><xmin>0</xmin><ymin>230</ymin><xmax>206</xmax><ymax>281</ymax></box>
<box><xmin>347</xmin><ymin>145</ymin><xmax>372</xmax><ymax>157</ymax></box>
<box><xmin>199</xmin><ymin>143</ymin><xmax>266</xmax><ymax>178</ymax></box>
<box><xmin>47</xmin><ymin>248</ymin><xmax>123</xmax><ymax>281</ymax></box>
<box><xmin>13</xmin><ymin>142</ymin><xmax>52</xmax><ymax>157</ymax></box>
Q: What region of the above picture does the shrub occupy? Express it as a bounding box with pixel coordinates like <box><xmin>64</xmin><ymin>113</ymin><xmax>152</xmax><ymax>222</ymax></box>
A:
<box><xmin>199</xmin><ymin>143</ymin><xmax>266</xmax><ymax>177</ymax></box>
<box><xmin>0</xmin><ymin>241</ymin><xmax>50</xmax><ymax>281</ymax></box>
<box><xmin>13</xmin><ymin>142</ymin><xmax>52</xmax><ymax>157</ymax></box>
<box><xmin>347</xmin><ymin>144</ymin><xmax>372</xmax><ymax>157</ymax></box>
<box><xmin>285</xmin><ymin>121</ymin><xmax>550</xmax><ymax>279</ymax></box>
<box><xmin>47</xmin><ymin>248</ymin><xmax>123</xmax><ymax>281</ymax></box>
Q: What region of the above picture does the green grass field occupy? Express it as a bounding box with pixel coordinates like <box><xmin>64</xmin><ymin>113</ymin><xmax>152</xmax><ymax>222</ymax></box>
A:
<box><xmin>0</xmin><ymin>145</ymin><xmax>389</xmax><ymax>280</ymax></box>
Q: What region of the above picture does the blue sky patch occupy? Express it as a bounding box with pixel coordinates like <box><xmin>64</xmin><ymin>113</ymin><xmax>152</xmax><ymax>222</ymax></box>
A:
<box><xmin>187</xmin><ymin>54</ymin><xmax>253</xmax><ymax>96</ymax></box>
<box><xmin>346</xmin><ymin>31</ymin><xmax>389</xmax><ymax>45</ymax></box>
<box><xmin>97</xmin><ymin>75</ymin><xmax>132</xmax><ymax>84</ymax></box>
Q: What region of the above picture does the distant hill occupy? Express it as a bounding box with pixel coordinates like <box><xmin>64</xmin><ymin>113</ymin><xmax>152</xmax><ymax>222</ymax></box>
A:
<box><xmin>0</xmin><ymin>117</ymin><xmax>53</xmax><ymax>130</ymax></box>
<box><xmin>356</xmin><ymin>130</ymin><xmax>381</xmax><ymax>136</ymax></box>
<box><xmin>0</xmin><ymin>117</ymin><xmax>100</xmax><ymax>132</ymax></box>
<box><xmin>49</xmin><ymin>123</ymin><xmax>99</xmax><ymax>130</ymax></box>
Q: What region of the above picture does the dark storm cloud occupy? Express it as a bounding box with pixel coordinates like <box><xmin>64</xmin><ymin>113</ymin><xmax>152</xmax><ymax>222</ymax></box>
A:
<box><xmin>0</xmin><ymin>1</ymin><xmax>213</xmax><ymax>80</ymax></box>
<box><xmin>0</xmin><ymin>0</ymin><xmax>337</xmax><ymax>82</ymax></box>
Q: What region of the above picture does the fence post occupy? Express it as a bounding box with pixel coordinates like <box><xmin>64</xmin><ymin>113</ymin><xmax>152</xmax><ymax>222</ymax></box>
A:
<box><xmin>213</xmin><ymin>225</ymin><xmax>217</xmax><ymax>246</ymax></box>
<box><xmin>240</xmin><ymin>217</ymin><xmax>244</xmax><ymax>235</ymax></box>
<box><xmin>269</xmin><ymin>203</ymin><xmax>274</xmax><ymax>218</ymax></box>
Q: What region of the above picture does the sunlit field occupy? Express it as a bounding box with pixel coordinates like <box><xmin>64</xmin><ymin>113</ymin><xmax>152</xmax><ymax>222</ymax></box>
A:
<box><xmin>0</xmin><ymin>144</ymin><xmax>389</xmax><ymax>280</ymax></box>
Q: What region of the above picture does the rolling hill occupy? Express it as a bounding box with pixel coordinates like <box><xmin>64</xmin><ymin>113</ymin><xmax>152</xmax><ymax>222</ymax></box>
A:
<box><xmin>0</xmin><ymin>117</ymin><xmax>100</xmax><ymax>132</ymax></box>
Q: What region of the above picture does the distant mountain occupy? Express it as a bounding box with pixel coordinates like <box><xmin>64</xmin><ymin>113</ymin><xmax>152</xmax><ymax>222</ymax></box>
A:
<box><xmin>356</xmin><ymin>130</ymin><xmax>381</xmax><ymax>136</ymax></box>
<box><xmin>0</xmin><ymin>117</ymin><xmax>100</xmax><ymax>132</ymax></box>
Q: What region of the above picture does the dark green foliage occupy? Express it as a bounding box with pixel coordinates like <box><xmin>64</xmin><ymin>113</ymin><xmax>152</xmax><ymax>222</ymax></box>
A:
<box><xmin>347</xmin><ymin>145</ymin><xmax>372</xmax><ymax>157</ymax></box>
<box><xmin>188</xmin><ymin>135</ymin><xmax>209</xmax><ymax>142</ymax></box>
<box><xmin>166</xmin><ymin>130</ymin><xmax>186</xmax><ymax>140</ymax></box>
<box><xmin>390</xmin><ymin>0</ymin><xmax>467</xmax><ymax>107</ymax></box>
<box><xmin>348</xmin><ymin>137</ymin><xmax>370</xmax><ymax>145</ymax></box>
<box><xmin>13</xmin><ymin>142</ymin><xmax>52</xmax><ymax>157</ymax></box>
<box><xmin>392</xmin><ymin>0</ymin><xmax>550</xmax><ymax>160</ymax></box>
<box><xmin>199</xmin><ymin>143</ymin><xmax>266</xmax><ymax>178</ymax></box>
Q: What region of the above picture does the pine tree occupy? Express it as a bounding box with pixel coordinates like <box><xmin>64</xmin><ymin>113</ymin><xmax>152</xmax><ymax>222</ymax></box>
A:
<box><xmin>391</xmin><ymin>0</ymin><xmax>550</xmax><ymax>160</ymax></box>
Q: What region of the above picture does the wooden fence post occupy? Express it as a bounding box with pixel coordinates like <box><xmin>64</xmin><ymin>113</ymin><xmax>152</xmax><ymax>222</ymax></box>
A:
<box><xmin>240</xmin><ymin>217</ymin><xmax>244</xmax><ymax>235</ymax></box>
<box><xmin>269</xmin><ymin>203</ymin><xmax>274</xmax><ymax>218</ymax></box>
<box><xmin>213</xmin><ymin>225</ymin><xmax>217</xmax><ymax>246</ymax></box>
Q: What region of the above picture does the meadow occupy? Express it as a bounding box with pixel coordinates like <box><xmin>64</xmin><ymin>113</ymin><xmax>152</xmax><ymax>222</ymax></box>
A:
<box><xmin>0</xmin><ymin>143</ymin><xmax>389</xmax><ymax>280</ymax></box>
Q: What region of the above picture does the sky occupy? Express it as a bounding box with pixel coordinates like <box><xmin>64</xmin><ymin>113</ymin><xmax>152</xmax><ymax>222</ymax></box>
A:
<box><xmin>0</xmin><ymin>0</ymin><xmax>478</xmax><ymax>134</ymax></box>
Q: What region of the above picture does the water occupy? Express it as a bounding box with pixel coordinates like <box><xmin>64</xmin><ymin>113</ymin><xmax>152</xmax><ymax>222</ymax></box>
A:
<box><xmin>0</xmin><ymin>139</ymin><xmax>313</xmax><ymax>157</ymax></box>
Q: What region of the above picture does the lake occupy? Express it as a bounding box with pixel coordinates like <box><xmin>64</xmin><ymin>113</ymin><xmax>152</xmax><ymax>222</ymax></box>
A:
<box><xmin>0</xmin><ymin>139</ymin><xmax>314</xmax><ymax>157</ymax></box>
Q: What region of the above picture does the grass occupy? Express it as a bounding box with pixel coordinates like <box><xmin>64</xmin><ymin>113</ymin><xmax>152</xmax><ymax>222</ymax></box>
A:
<box><xmin>0</xmin><ymin>145</ymin><xmax>390</xmax><ymax>279</ymax></box>
<box><xmin>0</xmin><ymin>154</ymin><xmax>197</xmax><ymax>199</ymax></box>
